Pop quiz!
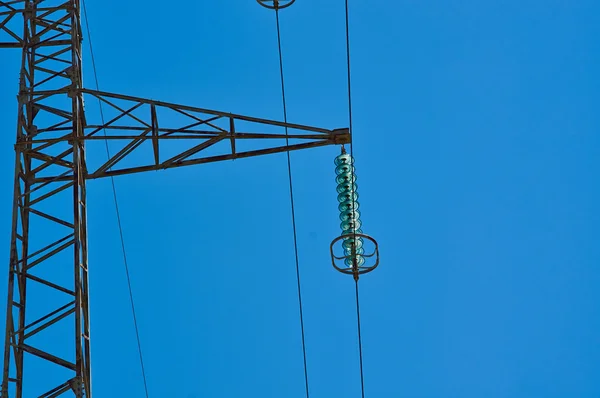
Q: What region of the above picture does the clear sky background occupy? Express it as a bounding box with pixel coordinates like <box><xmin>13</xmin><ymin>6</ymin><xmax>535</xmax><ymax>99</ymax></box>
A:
<box><xmin>0</xmin><ymin>0</ymin><xmax>599</xmax><ymax>397</ymax></box>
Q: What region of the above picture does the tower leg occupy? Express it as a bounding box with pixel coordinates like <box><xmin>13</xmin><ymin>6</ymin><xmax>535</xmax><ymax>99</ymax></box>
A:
<box><xmin>1</xmin><ymin>1</ymin><xmax>91</xmax><ymax>396</ymax></box>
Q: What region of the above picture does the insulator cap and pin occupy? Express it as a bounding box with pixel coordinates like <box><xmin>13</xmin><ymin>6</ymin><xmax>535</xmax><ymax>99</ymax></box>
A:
<box><xmin>330</xmin><ymin>146</ymin><xmax>379</xmax><ymax>281</ymax></box>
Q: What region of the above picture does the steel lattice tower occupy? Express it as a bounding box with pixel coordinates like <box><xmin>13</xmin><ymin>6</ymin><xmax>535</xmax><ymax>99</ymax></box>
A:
<box><xmin>0</xmin><ymin>1</ymin><xmax>349</xmax><ymax>396</ymax></box>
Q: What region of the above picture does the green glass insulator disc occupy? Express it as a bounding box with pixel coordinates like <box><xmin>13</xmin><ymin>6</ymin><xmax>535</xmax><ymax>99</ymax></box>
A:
<box><xmin>335</xmin><ymin>164</ymin><xmax>354</xmax><ymax>175</ymax></box>
<box><xmin>345</xmin><ymin>255</ymin><xmax>366</xmax><ymax>268</ymax></box>
<box><xmin>339</xmin><ymin>209</ymin><xmax>361</xmax><ymax>222</ymax></box>
<box><xmin>336</xmin><ymin>172</ymin><xmax>356</xmax><ymax>185</ymax></box>
<box><xmin>336</xmin><ymin>181</ymin><xmax>358</xmax><ymax>194</ymax></box>
<box><xmin>338</xmin><ymin>200</ymin><xmax>360</xmax><ymax>213</ymax></box>
<box><xmin>334</xmin><ymin>153</ymin><xmax>353</xmax><ymax>166</ymax></box>
<box><xmin>342</xmin><ymin>237</ymin><xmax>364</xmax><ymax>251</ymax></box>
<box><xmin>337</xmin><ymin>190</ymin><xmax>358</xmax><ymax>204</ymax></box>
<box><xmin>340</xmin><ymin>218</ymin><xmax>362</xmax><ymax>232</ymax></box>
<box><xmin>343</xmin><ymin>245</ymin><xmax>364</xmax><ymax>257</ymax></box>
<box><xmin>341</xmin><ymin>228</ymin><xmax>362</xmax><ymax>236</ymax></box>
<box><xmin>344</xmin><ymin>246</ymin><xmax>365</xmax><ymax>257</ymax></box>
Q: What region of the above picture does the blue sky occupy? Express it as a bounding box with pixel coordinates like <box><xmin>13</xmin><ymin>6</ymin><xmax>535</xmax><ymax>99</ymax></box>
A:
<box><xmin>0</xmin><ymin>0</ymin><xmax>599</xmax><ymax>396</ymax></box>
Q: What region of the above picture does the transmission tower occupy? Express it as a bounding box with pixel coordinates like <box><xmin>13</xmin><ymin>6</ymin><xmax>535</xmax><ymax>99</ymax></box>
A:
<box><xmin>0</xmin><ymin>1</ymin><xmax>350</xmax><ymax>396</ymax></box>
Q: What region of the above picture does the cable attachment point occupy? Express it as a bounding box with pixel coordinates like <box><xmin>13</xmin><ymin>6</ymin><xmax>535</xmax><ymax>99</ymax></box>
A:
<box><xmin>330</xmin><ymin>150</ymin><xmax>379</xmax><ymax>280</ymax></box>
<box><xmin>257</xmin><ymin>0</ymin><xmax>296</xmax><ymax>10</ymax></box>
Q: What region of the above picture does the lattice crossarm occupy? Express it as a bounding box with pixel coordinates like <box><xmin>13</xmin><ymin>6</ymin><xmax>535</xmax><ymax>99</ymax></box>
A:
<box><xmin>19</xmin><ymin>89</ymin><xmax>350</xmax><ymax>182</ymax></box>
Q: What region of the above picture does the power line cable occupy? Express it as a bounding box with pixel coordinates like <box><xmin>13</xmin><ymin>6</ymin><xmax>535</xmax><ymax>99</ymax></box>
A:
<box><xmin>81</xmin><ymin>2</ymin><xmax>150</xmax><ymax>396</ymax></box>
<box><xmin>354</xmin><ymin>280</ymin><xmax>365</xmax><ymax>398</ymax></box>
<box><xmin>274</xmin><ymin>7</ymin><xmax>311</xmax><ymax>398</ymax></box>
<box><xmin>343</xmin><ymin>0</ymin><xmax>366</xmax><ymax>396</ymax></box>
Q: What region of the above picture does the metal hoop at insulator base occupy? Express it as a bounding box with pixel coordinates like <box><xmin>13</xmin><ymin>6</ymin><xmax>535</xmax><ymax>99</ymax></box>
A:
<box><xmin>330</xmin><ymin>233</ymin><xmax>380</xmax><ymax>277</ymax></box>
<box><xmin>257</xmin><ymin>0</ymin><xmax>296</xmax><ymax>10</ymax></box>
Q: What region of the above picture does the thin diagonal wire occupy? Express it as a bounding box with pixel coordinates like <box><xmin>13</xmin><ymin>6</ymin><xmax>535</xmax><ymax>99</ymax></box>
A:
<box><xmin>81</xmin><ymin>2</ymin><xmax>150</xmax><ymax>397</ymax></box>
<box><xmin>343</xmin><ymin>0</ymin><xmax>366</xmax><ymax>396</ymax></box>
<box><xmin>275</xmin><ymin>8</ymin><xmax>310</xmax><ymax>398</ymax></box>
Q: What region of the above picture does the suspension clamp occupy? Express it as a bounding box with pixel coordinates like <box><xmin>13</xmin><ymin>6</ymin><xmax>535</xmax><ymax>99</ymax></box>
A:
<box><xmin>257</xmin><ymin>0</ymin><xmax>296</xmax><ymax>10</ymax></box>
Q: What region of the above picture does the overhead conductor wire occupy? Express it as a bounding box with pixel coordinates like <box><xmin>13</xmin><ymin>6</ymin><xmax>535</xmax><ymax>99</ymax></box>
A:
<box><xmin>343</xmin><ymin>0</ymin><xmax>366</xmax><ymax>397</ymax></box>
<box><xmin>274</xmin><ymin>6</ymin><xmax>311</xmax><ymax>398</ymax></box>
<box><xmin>81</xmin><ymin>2</ymin><xmax>150</xmax><ymax>397</ymax></box>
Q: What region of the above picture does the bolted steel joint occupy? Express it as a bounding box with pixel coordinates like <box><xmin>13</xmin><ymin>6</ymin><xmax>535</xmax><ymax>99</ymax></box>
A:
<box><xmin>17</xmin><ymin>90</ymin><xmax>28</xmax><ymax>104</ymax></box>
<box><xmin>66</xmin><ymin>65</ymin><xmax>80</xmax><ymax>84</ymax></box>
<box><xmin>69</xmin><ymin>378</ymin><xmax>83</xmax><ymax>395</ymax></box>
<box><xmin>332</xmin><ymin>128</ymin><xmax>351</xmax><ymax>145</ymax></box>
<box><xmin>67</xmin><ymin>85</ymin><xmax>79</xmax><ymax>98</ymax></box>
